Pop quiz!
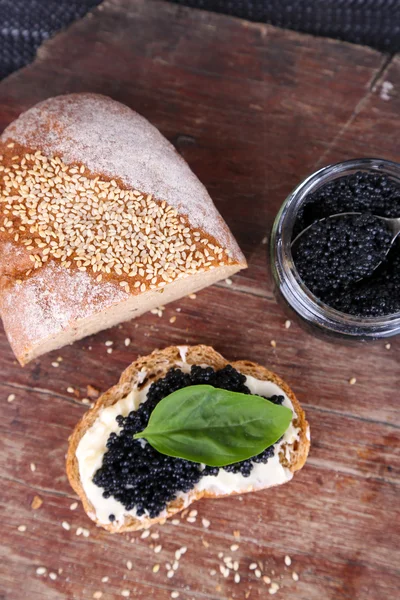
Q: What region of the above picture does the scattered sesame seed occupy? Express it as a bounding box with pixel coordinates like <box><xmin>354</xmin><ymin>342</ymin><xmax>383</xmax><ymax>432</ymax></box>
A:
<box><xmin>188</xmin><ymin>509</ymin><xmax>198</xmax><ymax>517</ymax></box>
<box><xmin>124</xmin><ymin>338</ymin><xmax>131</xmax><ymax>347</ymax></box>
<box><xmin>349</xmin><ymin>377</ymin><xmax>357</xmax><ymax>385</ymax></box>
<box><xmin>150</xmin><ymin>532</ymin><xmax>160</xmax><ymax>540</ymax></box>
<box><xmin>234</xmin><ymin>573</ymin><xmax>240</xmax><ymax>584</ymax></box>
<box><xmin>255</xmin><ymin>569</ymin><xmax>262</xmax><ymax>578</ymax></box>
<box><xmin>107</xmin><ymin>348</ymin><xmax>113</xmax><ymax>354</ymax></box>
<box><xmin>249</xmin><ymin>563</ymin><xmax>257</xmax><ymax>570</ymax></box>
<box><xmin>70</xmin><ymin>502</ymin><xmax>78</xmax><ymax>510</ymax></box>
<box><xmin>7</xmin><ymin>393</ymin><xmax>15</xmax><ymax>403</ymax></box>
<box><xmin>152</xmin><ymin>564</ymin><xmax>160</xmax><ymax>573</ymax></box>
<box><xmin>17</xmin><ymin>525</ymin><xmax>27</xmax><ymax>532</ymax></box>
<box><xmin>202</xmin><ymin>518</ymin><xmax>210</xmax><ymax>529</ymax></box>
<box><xmin>210</xmin><ymin>569</ymin><xmax>217</xmax><ymax>576</ymax></box>
<box><xmin>202</xmin><ymin>539</ymin><xmax>209</xmax><ymax>548</ymax></box>
<box><xmin>186</xmin><ymin>517</ymin><xmax>196</xmax><ymax>523</ymax></box>
<box><xmin>81</xmin><ymin>398</ymin><xmax>92</xmax><ymax>405</ymax></box>
<box><xmin>171</xmin><ymin>592</ymin><xmax>179</xmax><ymax>599</ymax></box>
<box><xmin>270</xmin><ymin>340</ymin><xmax>277</xmax><ymax>348</ymax></box>
<box><xmin>154</xmin><ymin>545</ymin><xmax>162</xmax><ymax>553</ymax></box>
<box><xmin>169</xmin><ymin>316</ymin><xmax>177</xmax><ymax>324</ymax></box>
<box><xmin>36</xmin><ymin>567</ymin><xmax>46</xmax><ymax>575</ymax></box>
<box><xmin>140</xmin><ymin>530</ymin><xmax>150</xmax><ymax>539</ymax></box>
<box><xmin>385</xmin><ymin>343</ymin><xmax>391</xmax><ymax>350</ymax></box>
<box><xmin>121</xmin><ymin>591</ymin><xmax>130</xmax><ymax>597</ymax></box>
<box><xmin>180</xmin><ymin>547</ymin><xmax>187</xmax><ymax>555</ymax></box>
<box><xmin>269</xmin><ymin>582</ymin><xmax>280</xmax><ymax>594</ymax></box>
<box><xmin>230</xmin><ymin>544</ymin><xmax>239</xmax><ymax>552</ymax></box>
<box><xmin>171</xmin><ymin>519</ymin><xmax>180</xmax><ymax>526</ymax></box>
<box><xmin>51</xmin><ymin>362</ymin><xmax>59</xmax><ymax>368</ymax></box>
<box><xmin>262</xmin><ymin>236</ymin><xmax>268</xmax><ymax>244</ymax></box>
<box><xmin>62</xmin><ymin>521</ymin><xmax>71</xmax><ymax>531</ymax></box>
<box><xmin>233</xmin><ymin>530</ymin><xmax>240</xmax><ymax>538</ymax></box>
<box><xmin>285</xmin><ymin>320</ymin><xmax>291</xmax><ymax>329</ymax></box>
<box><xmin>167</xmin><ymin>570</ymin><xmax>174</xmax><ymax>579</ymax></box>
<box><xmin>30</xmin><ymin>463</ymin><xmax>36</xmax><ymax>472</ymax></box>
<box><xmin>225</xmin><ymin>278</ymin><xmax>233</xmax><ymax>285</ymax></box>
<box><xmin>82</xmin><ymin>528</ymin><xmax>90</xmax><ymax>537</ymax></box>
<box><xmin>57</xmin><ymin>356</ymin><xmax>63</xmax><ymax>362</ymax></box>
<box><xmin>67</xmin><ymin>387</ymin><xmax>75</xmax><ymax>394</ymax></box>
<box><xmin>105</xmin><ymin>340</ymin><xmax>113</xmax><ymax>346</ymax></box>
<box><xmin>292</xmin><ymin>572</ymin><xmax>299</xmax><ymax>581</ymax></box>
<box><xmin>263</xmin><ymin>576</ymin><xmax>271</xmax><ymax>584</ymax></box>
<box><xmin>76</xmin><ymin>527</ymin><xmax>83</xmax><ymax>536</ymax></box>
<box><xmin>126</xmin><ymin>560</ymin><xmax>132</xmax><ymax>570</ymax></box>
<box><xmin>189</xmin><ymin>293</ymin><xmax>197</xmax><ymax>299</ymax></box>
<box><xmin>284</xmin><ymin>555</ymin><xmax>291</xmax><ymax>566</ymax></box>
<box><xmin>172</xmin><ymin>561</ymin><xmax>179</xmax><ymax>571</ymax></box>
<box><xmin>101</xmin><ymin>576</ymin><xmax>109</xmax><ymax>583</ymax></box>
<box><xmin>49</xmin><ymin>572</ymin><xmax>57</xmax><ymax>581</ymax></box>
<box><xmin>93</xmin><ymin>592</ymin><xmax>103</xmax><ymax>599</ymax></box>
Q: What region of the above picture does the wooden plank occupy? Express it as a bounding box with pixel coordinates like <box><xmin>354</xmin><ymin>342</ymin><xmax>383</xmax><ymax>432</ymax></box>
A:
<box><xmin>0</xmin><ymin>1</ymin><xmax>399</xmax><ymax>600</ymax></box>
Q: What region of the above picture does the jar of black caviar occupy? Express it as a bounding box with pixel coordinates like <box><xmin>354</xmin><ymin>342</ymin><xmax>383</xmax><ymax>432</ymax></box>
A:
<box><xmin>270</xmin><ymin>158</ymin><xmax>400</xmax><ymax>341</ymax></box>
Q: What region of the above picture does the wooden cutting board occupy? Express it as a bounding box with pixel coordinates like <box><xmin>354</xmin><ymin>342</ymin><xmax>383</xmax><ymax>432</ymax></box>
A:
<box><xmin>0</xmin><ymin>1</ymin><xmax>399</xmax><ymax>599</ymax></box>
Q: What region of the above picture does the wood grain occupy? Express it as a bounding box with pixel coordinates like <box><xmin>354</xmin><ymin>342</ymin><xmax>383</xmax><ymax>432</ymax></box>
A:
<box><xmin>0</xmin><ymin>1</ymin><xmax>399</xmax><ymax>599</ymax></box>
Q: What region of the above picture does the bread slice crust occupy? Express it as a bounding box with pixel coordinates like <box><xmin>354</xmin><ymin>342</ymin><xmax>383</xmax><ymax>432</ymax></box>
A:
<box><xmin>67</xmin><ymin>345</ymin><xmax>310</xmax><ymax>532</ymax></box>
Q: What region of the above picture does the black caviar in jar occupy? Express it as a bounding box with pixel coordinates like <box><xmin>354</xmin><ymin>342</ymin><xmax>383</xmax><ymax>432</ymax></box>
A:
<box><xmin>93</xmin><ymin>366</ymin><xmax>285</xmax><ymax>519</ymax></box>
<box><xmin>292</xmin><ymin>171</ymin><xmax>400</xmax><ymax>317</ymax></box>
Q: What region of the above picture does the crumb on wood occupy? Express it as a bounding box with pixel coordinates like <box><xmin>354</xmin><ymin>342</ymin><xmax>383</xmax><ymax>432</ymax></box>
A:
<box><xmin>31</xmin><ymin>495</ymin><xmax>43</xmax><ymax>510</ymax></box>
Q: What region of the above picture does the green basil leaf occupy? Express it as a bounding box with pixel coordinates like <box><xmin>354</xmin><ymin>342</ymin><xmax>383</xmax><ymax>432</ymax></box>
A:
<box><xmin>133</xmin><ymin>385</ymin><xmax>292</xmax><ymax>467</ymax></box>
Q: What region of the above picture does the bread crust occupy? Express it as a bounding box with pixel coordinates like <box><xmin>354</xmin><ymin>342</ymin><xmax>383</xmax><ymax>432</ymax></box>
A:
<box><xmin>67</xmin><ymin>345</ymin><xmax>310</xmax><ymax>533</ymax></box>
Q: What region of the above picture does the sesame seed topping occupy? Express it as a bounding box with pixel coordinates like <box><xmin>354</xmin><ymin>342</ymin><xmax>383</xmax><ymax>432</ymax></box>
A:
<box><xmin>234</xmin><ymin>573</ymin><xmax>240</xmax><ymax>584</ymax></box>
<box><xmin>126</xmin><ymin>560</ymin><xmax>132</xmax><ymax>570</ymax></box>
<box><xmin>284</xmin><ymin>555</ymin><xmax>291</xmax><ymax>566</ymax></box>
<box><xmin>51</xmin><ymin>362</ymin><xmax>59</xmax><ymax>368</ymax></box>
<box><xmin>169</xmin><ymin>316</ymin><xmax>177</xmax><ymax>324</ymax></box>
<box><xmin>17</xmin><ymin>525</ymin><xmax>27</xmax><ymax>532</ymax></box>
<box><xmin>171</xmin><ymin>592</ymin><xmax>179</xmax><ymax>599</ymax></box>
<box><xmin>270</xmin><ymin>340</ymin><xmax>277</xmax><ymax>348</ymax></box>
<box><xmin>152</xmin><ymin>564</ymin><xmax>160</xmax><ymax>573</ymax></box>
<box><xmin>62</xmin><ymin>521</ymin><xmax>71</xmax><ymax>531</ymax></box>
<box><xmin>202</xmin><ymin>518</ymin><xmax>210</xmax><ymax>529</ymax></box>
<box><xmin>70</xmin><ymin>502</ymin><xmax>78</xmax><ymax>510</ymax></box>
<box><xmin>385</xmin><ymin>343</ymin><xmax>391</xmax><ymax>350</ymax></box>
<box><xmin>36</xmin><ymin>567</ymin><xmax>46</xmax><ymax>575</ymax></box>
<box><xmin>0</xmin><ymin>151</ymin><xmax>230</xmax><ymax>289</ymax></box>
<box><xmin>167</xmin><ymin>570</ymin><xmax>174</xmax><ymax>579</ymax></box>
<box><xmin>349</xmin><ymin>377</ymin><xmax>357</xmax><ymax>385</ymax></box>
<box><xmin>154</xmin><ymin>545</ymin><xmax>162</xmax><ymax>553</ymax></box>
<box><xmin>292</xmin><ymin>571</ymin><xmax>299</xmax><ymax>581</ymax></box>
<box><xmin>101</xmin><ymin>576</ymin><xmax>109</xmax><ymax>583</ymax></box>
<box><xmin>7</xmin><ymin>393</ymin><xmax>15</xmax><ymax>402</ymax></box>
<box><xmin>255</xmin><ymin>569</ymin><xmax>262</xmax><ymax>578</ymax></box>
<box><xmin>67</xmin><ymin>387</ymin><xmax>75</xmax><ymax>393</ymax></box>
<box><xmin>30</xmin><ymin>463</ymin><xmax>36</xmax><ymax>472</ymax></box>
<box><xmin>249</xmin><ymin>563</ymin><xmax>257</xmax><ymax>570</ymax></box>
<box><xmin>225</xmin><ymin>278</ymin><xmax>233</xmax><ymax>285</ymax></box>
<box><xmin>285</xmin><ymin>320</ymin><xmax>291</xmax><ymax>329</ymax></box>
<box><xmin>49</xmin><ymin>572</ymin><xmax>57</xmax><ymax>581</ymax></box>
<box><xmin>140</xmin><ymin>530</ymin><xmax>150</xmax><ymax>539</ymax></box>
<box><xmin>124</xmin><ymin>338</ymin><xmax>131</xmax><ymax>346</ymax></box>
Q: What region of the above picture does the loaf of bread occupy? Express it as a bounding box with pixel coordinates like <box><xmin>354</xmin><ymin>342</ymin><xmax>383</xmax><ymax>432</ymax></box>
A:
<box><xmin>0</xmin><ymin>95</ymin><xmax>246</xmax><ymax>364</ymax></box>
<box><xmin>67</xmin><ymin>345</ymin><xmax>310</xmax><ymax>533</ymax></box>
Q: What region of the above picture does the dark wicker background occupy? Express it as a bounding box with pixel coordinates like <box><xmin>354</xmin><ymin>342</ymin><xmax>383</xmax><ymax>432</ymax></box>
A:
<box><xmin>0</xmin><ymin>0</ymin><xmax>399</xmax><ymax>80</ymax></box>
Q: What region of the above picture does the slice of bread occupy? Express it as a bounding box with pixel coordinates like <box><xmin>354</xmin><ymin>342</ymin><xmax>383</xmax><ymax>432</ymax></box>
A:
<box><xmin>67</xmin><ymin>345</ymin><xmax>310</xmax><ymax>533</ymax></box>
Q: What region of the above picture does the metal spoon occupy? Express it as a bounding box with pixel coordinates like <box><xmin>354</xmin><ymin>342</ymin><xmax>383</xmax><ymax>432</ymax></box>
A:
<box><xmin>292</xmin><ymin>212</ymin><xmax>400</xmax><ymax>271</ymax></box>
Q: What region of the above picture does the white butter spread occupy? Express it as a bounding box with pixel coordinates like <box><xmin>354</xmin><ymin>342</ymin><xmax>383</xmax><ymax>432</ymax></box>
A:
<box><xmin>76</xmin><ymin>365</ymin><xmax>300</xmax><ymax>525</ymax></box>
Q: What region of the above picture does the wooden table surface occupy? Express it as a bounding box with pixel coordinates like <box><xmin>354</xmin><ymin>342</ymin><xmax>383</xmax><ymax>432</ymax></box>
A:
<box><xmin>0</xmin><ymin>1</ymin><xmax>399</xmax><ymax>599</ymax></box>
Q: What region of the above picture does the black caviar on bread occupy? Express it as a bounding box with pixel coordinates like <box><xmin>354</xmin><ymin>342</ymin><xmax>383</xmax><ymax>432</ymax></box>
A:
<box><xmin>67</xmin><ymin>345</ymin><xmax>310</xmax><ymax>533</ymax></box>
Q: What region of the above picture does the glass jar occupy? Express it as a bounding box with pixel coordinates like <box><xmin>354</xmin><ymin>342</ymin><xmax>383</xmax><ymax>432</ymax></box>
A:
<box><xmin>270</xmin><ymin>158</ymin><xmax>400</xmax><ymax>341</ymax></box>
